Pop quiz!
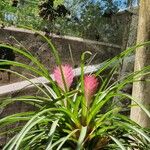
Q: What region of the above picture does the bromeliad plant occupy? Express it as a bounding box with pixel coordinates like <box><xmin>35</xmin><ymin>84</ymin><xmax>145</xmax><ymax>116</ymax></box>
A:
<box><xmin>0</xmin><ymin>31</ymin><xmax>150</xmax><ymax>150</ymax></box>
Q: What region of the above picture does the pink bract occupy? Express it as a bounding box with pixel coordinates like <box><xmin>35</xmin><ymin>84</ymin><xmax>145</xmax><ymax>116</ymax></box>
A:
<box><xmin>53</xmin><ymin>64</ymin><xmax>74</xmax><ymax>91</ymax></box>
<box><xmin>84</xmin><ymin>75</ymin><xmax>99</xmax><ymax>105</ymax></box>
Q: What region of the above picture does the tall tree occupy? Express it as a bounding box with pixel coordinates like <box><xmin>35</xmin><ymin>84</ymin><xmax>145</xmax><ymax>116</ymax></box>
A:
<box><xmin>130</xmin><ymin>0</ymin><xmax>150</xmax><ymax>127</ymax></box>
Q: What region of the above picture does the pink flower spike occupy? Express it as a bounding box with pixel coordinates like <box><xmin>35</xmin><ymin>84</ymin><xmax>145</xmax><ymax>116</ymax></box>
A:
<box><xmin>53</xmin><ymin>64</ymin><xmax>74</xmax><ymax>91</ymax></box>
<box><xmin>84</xmin><ymin>75</ymin><xmax>99</xmax><ymax>105</ymax></box>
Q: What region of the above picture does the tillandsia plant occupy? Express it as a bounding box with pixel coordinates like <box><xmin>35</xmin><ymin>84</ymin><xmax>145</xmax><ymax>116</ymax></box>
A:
<box><xmin>0</xmin><ymin>30</ymin><xmax>150</xmax><ymax>150</ymax></box>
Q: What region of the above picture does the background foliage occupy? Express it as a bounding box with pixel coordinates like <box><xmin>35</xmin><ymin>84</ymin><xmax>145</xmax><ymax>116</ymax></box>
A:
<box><xmin>0</xmin><ymin>0</ymin><xmax>138</xmax><ymax>43</ymax></box>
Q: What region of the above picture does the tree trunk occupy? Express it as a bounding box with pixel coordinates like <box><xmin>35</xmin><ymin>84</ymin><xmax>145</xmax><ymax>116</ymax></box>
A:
<box><xmin>130</xmin><ymin>0</ymin><xmax>150</xmax><ymax>127</ymax></box>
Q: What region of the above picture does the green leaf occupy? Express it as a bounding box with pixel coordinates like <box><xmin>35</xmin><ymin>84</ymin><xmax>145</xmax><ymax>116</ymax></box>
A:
<box><xmin>80</xmin><ymin>51</ymin><xmax>92</xmax><ymax>124</ymax></box>
<box><xmin>5</xmin><ymin>116</ymin><xmax>45</xmax><ymax>150</ymax></box>
<box><xmin>0</xmin><ymin>112</ymin><xmax>34</xmax><ymax>125</ymax></box>
<box><xmin>87</xmin><ymin>91</ymin><xmax>114</xmax><ymax>124</ymax></box>
<box><xmin>76</xmin><ymin>126</ymin><xmax>87</xmax><ymax>150</ymax></box>
<box><xmin>56</xmin><ymin>129</ymin><xmax>79</xmax><ymax>150</ymax></box>
<box><xmin>0</xmin><ymin>44</ymin><xmax>49</xmax><ymax>77</ymax></box>
<box><xmin>3</xmin><ymin>136</ymin><xmax>16</xmax><ymax>150</ymax></box>
<box><xmin>118</xmin><ymin>93</ymin><xmax>150</xmax><ymax>118</ymax></box>
<box><xmin>0</xmin><ymin>96</ymin><xmax>43</xmax><ymax>109</ymax></box>
<box><xmin>0</xmin><ymin>68</ymin><xmax>51</xmax><ymax>98</ymax></box>
<box><xmin>95</xmin><ymin>107</ymin><xmax>120</xmax><ymax>128</ymax></box>
<box><xmin>123</xmin><ymin>123</ymin><xmax>150</xmax><ymax>143</ymax></box>
<box><xmin>54</xmin><ymin>0</ymin><xmax>64</xmax><ymax>8</ymax></box>
<box><xmin>28</xmin><ymin>131</ymin><xmax>45</xmax><ymax>146</ymax></box>
<box><xmin>96</xmin><ymin>41</ymin><xmax>150</xmax><ymax>76</ymax></box>
<box><xmin>110</xmin><ymin>136</ymin><xmax>126</xmax><ymax>150</ymax></box>
<box><xmin>46</xmin><ymin>120</ymin><xmax>59</xmax><ymax>150</ymax></box>
<box><xmin>49</xmin><ymin>129</ymin><xmax>78</xmax><ymax>149</ymax></box>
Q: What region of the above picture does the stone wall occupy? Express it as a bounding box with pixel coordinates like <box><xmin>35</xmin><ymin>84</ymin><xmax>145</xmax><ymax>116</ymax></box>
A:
<box><xmin>0</xmin><ymin>27</ymin><xmax>121</xmax><ymax>86</ymax></box>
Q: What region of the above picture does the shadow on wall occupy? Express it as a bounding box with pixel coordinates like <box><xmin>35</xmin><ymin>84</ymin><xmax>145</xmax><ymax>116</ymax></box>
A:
<box><xmin>0</xmin><ymin>45</ymin><xmax>15</xmax><ymax>82</ymax></box>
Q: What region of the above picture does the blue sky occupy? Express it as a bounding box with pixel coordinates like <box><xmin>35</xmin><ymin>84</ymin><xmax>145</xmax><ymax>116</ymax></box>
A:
<box><xmin>65</xmin><ymin>0</ymin><xmax>138</xmax><ymax>14</ymax></box>
<box><xmin>89</xmin><ymin>0</ymin><xmax>138</xmax><ymax>10</ymax></box>
<box><xmin>115</xmin><ymin>0</ymin><xmax>138</xmax><ymax>10</ymax></box>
